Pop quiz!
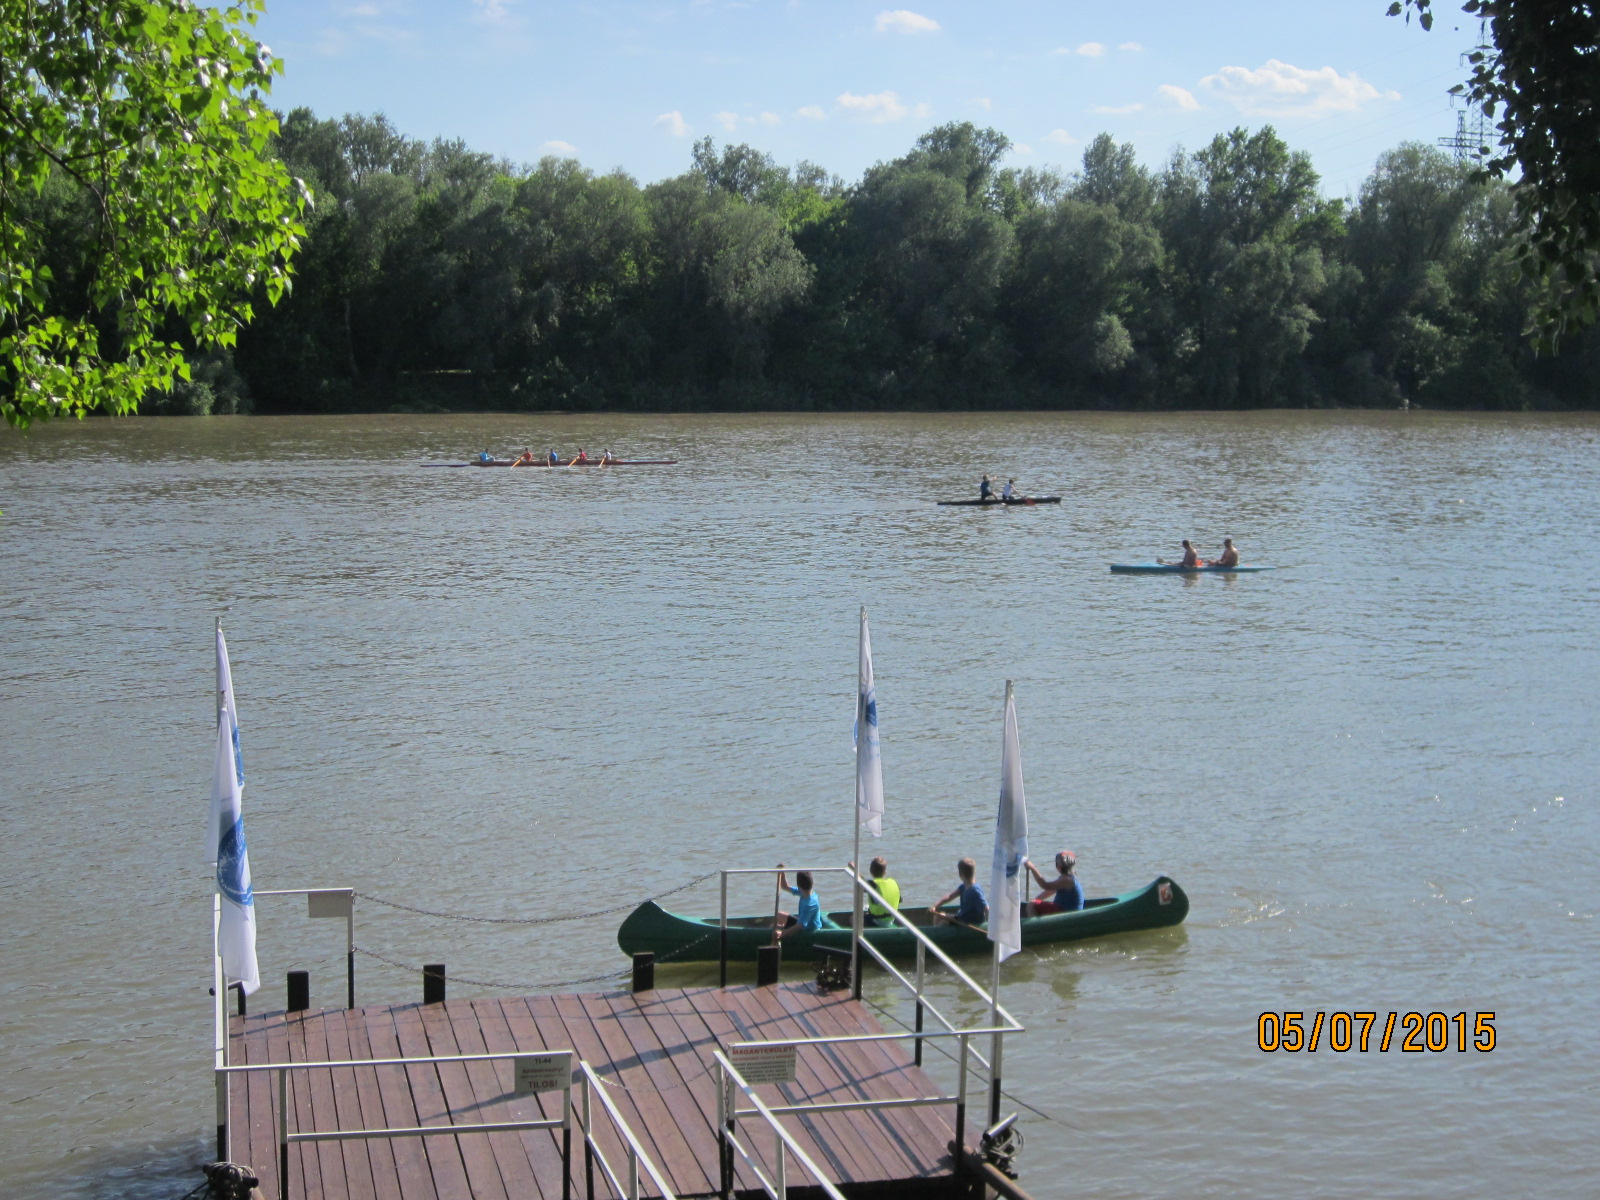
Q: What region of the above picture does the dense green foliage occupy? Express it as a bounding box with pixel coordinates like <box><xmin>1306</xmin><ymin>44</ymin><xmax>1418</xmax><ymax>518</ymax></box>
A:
<box><xmin>1392</xmin><ymin>1</ymin><xmax>1600</xmax><ymax>341</ymax></box>
<box><xmin>1</xmin><ymin>0</ymin><xmax>306</xmax><ymax>427</ymax></box>
<box><xmin>27</xmin><ymin>98</ymin><xmax>1599</xmax><ymax>413</ymax></box>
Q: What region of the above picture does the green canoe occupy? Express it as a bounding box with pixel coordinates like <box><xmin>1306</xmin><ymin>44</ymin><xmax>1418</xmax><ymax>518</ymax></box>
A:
<box><xmin>616</xmin><ymin>875</ymin><xmax>1188</xmax><ymax>963</ymax></box>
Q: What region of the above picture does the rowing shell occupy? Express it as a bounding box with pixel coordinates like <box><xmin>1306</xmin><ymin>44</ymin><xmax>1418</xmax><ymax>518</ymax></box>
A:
<box><xmin>421</xmin><ymin>458</ymin><xmax>678</xmax><ymax>468</ymax></box>
<box><xmin>1109</xmin><ymin>562</ymin><xmax>1275</xmax><ymax>574</ymax></box>
<box><xmin>937</xmin><ymin>496</ymin><xmax>1062</xmax><ymax>506</ymax></box>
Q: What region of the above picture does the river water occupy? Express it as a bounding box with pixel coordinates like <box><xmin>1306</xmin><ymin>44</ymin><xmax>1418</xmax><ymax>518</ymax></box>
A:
<box><xmin>1</xmin><ymin>410</ymin><xmax>1596</xmax><ymax>1199</ymax></box>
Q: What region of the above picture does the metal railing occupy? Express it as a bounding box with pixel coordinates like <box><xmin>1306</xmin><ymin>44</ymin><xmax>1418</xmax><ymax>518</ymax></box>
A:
<box><xmin>576</xmin><ymin>1061</ymin><xmax>679</xmax><ymax>1200</ymax></box>
<box><xmin>713</xmin><ymin>1051</ymin><xmax>847</xmax><ymax>1200</ymax></box>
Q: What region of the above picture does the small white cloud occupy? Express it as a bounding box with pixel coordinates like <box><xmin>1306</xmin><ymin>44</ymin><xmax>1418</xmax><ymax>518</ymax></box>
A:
<box><xmin>339</xmin><ymin>2</ymin><xmax>381</xmax><ymax>15</ymax></box>
<box><xmin>1092</xmin><ymin>102</ymin><xmax>1143</xmax><ymax>114</ymax></box>
<box><xmin>541</xmin><ymin>140</ymin><xmax>577</xmax><ymax>155</ymax></box>
<box><xmin>1157</xmin><ymin>84</ymin><xmax>1200</xmax><ymax>111</ymax></box>
<box><xmin>973</xmin><ymin>97</ymin><xmax>993</xmax><ymax>111</ymax></box>
<box><xmin>654</xmin><ymin>110</ymin><xmax>691</xmax><ymax>136</ymax></box>
<box><xmin>875</xmin><ymin>9</ymin><xmax>940</xmax><ymax>34</ymax></box>
<box><xmin>837</xmin><ymin>90</ymin><xmax>928</xmax><ymax>123</ymax></box>
<box><xmin>1013</xmin><ymin>143</ymin><xmax>1034</xmax><ymax>155</ymax></box>
<box><xmin>714</xmin><ymin>111</ymin><xmax>741</xmax><ymax>131</ymax></box>
<box><xmin>1045</xmin><ymin>129</ymin><xmax>1078</xmax><ymax>145</ymax></box>
<box><xmin>758</xmin><ymin>111</ymin><xmax>781</xmax><ymax>125</ymax></box>
<box><xmin>797</xmin><ymin>104</ymin><xmax>827</xmax><ymax>120</ymax></box>
<box><xmin>1200</xmin><ymin>59</ymin><xmax>1387</xmax><ymax>118</ymax></box>
<box><xmin>472</xmin><ymin>0</ymin><xmax>512</xmax><ymax>21</ymax></box>
<box><xmin>1077</xmin><ymin>42</ymin><xmax>1106</xmax><ymax>57</ymax></box>
<box><xmin>1050</xmin><ymin>46</ymin><xmax>1071</xmax><ymax>55</ymax></box>
<box><xmin>1119</xmin><ymin>41</ymin><xmax>1143</xmax><ymax>52</ymax></box>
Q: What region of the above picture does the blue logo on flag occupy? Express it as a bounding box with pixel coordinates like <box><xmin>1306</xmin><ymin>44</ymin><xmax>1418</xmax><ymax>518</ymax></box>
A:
<box><xmin>863</xmin><ymin>695</ymin><xmax>878</xmax><ymax>728</ymax></box>
<box><xmin>217</xmin><ymin>818</ymin><xmax>253</xmax><ymax>907</ymax></box>
<box><xmin>1005</xmin><ymin>853</ymin><xmax>1022</xmax><ymax>880</ymax></box>
<box><xmin>230</xmin><ymin>719</ymin><xmax>244</xmax><ymax>786</ymax></box>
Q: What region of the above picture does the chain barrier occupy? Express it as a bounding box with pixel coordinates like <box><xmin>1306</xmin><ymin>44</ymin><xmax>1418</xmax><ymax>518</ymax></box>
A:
<box><xmin>352</xmin><ymin>871</ymin><xmax>720</xmax><ymax>925</ymax></box>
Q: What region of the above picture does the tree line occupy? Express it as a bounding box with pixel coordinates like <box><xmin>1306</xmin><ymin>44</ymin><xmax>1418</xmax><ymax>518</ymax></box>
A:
<box><xmin>153</xmin><ymin>113</ymin><xmax>1600</xmax><ymax>414</ymax></box>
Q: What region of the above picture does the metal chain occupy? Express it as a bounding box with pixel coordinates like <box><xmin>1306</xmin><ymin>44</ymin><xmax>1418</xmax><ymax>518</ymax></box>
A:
<box><xmin>352</xmin><ymin>871</ymin><xmax>719</xmax><ymax>925</ymax></box>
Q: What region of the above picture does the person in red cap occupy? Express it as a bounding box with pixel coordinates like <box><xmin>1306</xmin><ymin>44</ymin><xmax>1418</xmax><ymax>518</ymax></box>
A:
<box><xmin>1023</xmin><ymin>850</ymin><xmax>1084</xmax><ymax>916</ymax></box>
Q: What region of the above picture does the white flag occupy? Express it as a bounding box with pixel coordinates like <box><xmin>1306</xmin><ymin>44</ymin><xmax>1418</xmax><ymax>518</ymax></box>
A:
<box><xmin>206</xmin><ymin>625</ymin><xmax>244</xmax><ymax>865</ymax></box>
<box><xmin>213</xmin><ymin>705</ymin><xmax>259</xmax><ymax>995</ymax></box>
<box><xmin>855</xmin><ymin>607</ymin><xmax>884</xmax><ymax>837</ymax></box>
<box><xmin>988</xmin><ymin>681</ymin><xmax>1029</xmax><ymax>962</ymax></box>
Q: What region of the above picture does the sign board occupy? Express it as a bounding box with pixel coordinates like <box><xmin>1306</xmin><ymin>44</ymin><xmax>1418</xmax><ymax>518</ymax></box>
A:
<box><xmin>727</xmin><ymin>1042</ymin><xmax>797</xmax><ymax>1086</ymax></box>
<box><xmin>307</xmin><ymin>890</ymin><xmax>354</xmax><ymax>919</ymax></box>
<box><xmin>514</xmin><ymin>1052</ymin><xmax>573</xmax><ymax>1096</ymax></box>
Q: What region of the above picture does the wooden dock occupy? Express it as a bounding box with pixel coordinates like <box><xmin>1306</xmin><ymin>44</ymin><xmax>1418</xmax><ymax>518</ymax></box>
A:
<box><xmin>227</xmin><ymin>983</ymin><xmax>974</xmax><ymax>1199</ymax></box>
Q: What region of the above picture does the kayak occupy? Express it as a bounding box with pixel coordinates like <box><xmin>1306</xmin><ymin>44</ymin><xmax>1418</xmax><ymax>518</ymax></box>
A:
<box><xmin>616</xmin><ymin>876</ymin><xmax>1187</xmax><ymax>963</ymax></box>
<box><xmin>937</xmin><ymin>496</ymin><xmax>1062</xmax><ymax>507</ymax></box>
<box><xmin>421</xmin><ymin>458</ymin><xmax>678</xmax><ymax>468</ymax></box>
<box><xmin>1110</xmin><ymin>562</ymin><xmax>1274</xmax><ymax>574</ymax></box>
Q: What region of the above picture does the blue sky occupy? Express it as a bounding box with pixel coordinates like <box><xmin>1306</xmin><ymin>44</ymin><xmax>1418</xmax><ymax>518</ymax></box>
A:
<box><xmin>250</xmin><ymin>1</ymin><xmax>1485</xmax><ymax>199</ymax></box>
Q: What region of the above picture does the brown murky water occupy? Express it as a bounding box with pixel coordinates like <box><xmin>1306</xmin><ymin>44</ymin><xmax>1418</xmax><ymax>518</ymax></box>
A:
<box><xmin>2</xmin><ymin>410</ymin><xmax>1597</xmax><ymax>1199</ymax></box>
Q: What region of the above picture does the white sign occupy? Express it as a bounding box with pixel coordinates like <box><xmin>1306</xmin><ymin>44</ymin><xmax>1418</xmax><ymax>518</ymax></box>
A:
<box><xmin>515</xmin><ymin>1052</ymin><xmax>573</xmax><ymax>1095</ymax></box>
<box><xmin>728</xmin><ymin>1043</ymin><xmax>796</xmax><ymax>1086</ymax></box>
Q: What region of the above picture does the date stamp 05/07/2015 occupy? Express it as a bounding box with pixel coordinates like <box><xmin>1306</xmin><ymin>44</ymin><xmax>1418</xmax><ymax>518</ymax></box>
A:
<box><xmin>1257</xmin><ymin>1011</ymin><xmax>1497</xmax><ymax>1053</ymax></box>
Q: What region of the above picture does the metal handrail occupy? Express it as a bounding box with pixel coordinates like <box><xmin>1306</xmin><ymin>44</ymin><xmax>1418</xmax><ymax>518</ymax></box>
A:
<box><xmin>576</xmin><ymin>1061</ymin><xmax>679</xmax><ymax>1200</ymax></box>
<box><xmin>714</xmin><ymin>1051</ymin><xmax>847</xmax><ymax>1200</ymax></box>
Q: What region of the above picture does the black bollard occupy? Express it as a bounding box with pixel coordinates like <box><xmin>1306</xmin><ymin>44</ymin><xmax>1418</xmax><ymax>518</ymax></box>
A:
<box><xmin>422</xmin><ymin>963</ymin><xmax>446</xmax><ymax>1004</ymax></box>
<box><xmin>632</xmin><ymin>952</ymin><xmax>655</xmax><ymax>993</ymax></box>
<box><xmin>287</xmin><ymin>970</ymin><xmax>309</xmax><ymax>1013</ymax></box>
<box><xmin>756</xmin><ymin>944</ymin><xmax>781</xmax><ymax>986</ymax></box>
<box><xmin>231</xmin><ymin>980</ymin><xmax>248</xmax><ymax>1017</ymax></box>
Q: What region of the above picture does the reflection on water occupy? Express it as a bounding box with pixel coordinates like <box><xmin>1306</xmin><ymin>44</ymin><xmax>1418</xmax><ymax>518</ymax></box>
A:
<box><xmin>2</xmin><ymin>410</ymin><xmax>1598</xmax><ymax>1200</ymax></box>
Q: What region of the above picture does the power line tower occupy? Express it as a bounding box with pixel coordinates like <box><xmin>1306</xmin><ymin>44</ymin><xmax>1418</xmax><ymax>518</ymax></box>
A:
<box><xmin>1438</xmin><ymin>19</ymin><xmax>1493</xmax><ymax>162</ymax></box>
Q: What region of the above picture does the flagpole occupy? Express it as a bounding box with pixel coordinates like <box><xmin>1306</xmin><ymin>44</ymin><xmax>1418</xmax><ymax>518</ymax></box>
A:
<box><xmin>988</xmin><ymin>680</ymin><xmax>1013</xmax><ymax>1126</ymax></box>
<box><xmin>850</xmin><ymin>607</ymin><xmax>865</xmax><ymax>1000</ymax></box>
<box><xmin>215</xmin><ymin>615</ymin><xmax>223</xmax><ymax>726</ymax></box>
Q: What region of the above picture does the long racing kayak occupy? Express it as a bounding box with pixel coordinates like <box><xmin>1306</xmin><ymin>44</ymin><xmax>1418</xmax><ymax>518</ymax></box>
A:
<box><xmin>937</xmin><ymin>496</ymin><xmax>1062</xmax><ymax>506</ymax></box>
<box><xmin>616</xmin><ymin>876</ymin><xmax>1187</xmax><ymax>962</ymax></box>
<box><xmin>1110</xmin><ymin>562</ymin><xmax>1275</xmax><ymax>574</ymax></box>
<box><xmin>421</xmin><ymin>458</ymin><xmax>678</xmax><ymax>468</ymax></box>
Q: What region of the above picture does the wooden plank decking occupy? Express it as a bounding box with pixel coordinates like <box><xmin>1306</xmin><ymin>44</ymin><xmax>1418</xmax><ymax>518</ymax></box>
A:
<box><xmin>228</xmin><ymin>983</ymin><xmax>972</xmax><ymax>1200</ymax></box>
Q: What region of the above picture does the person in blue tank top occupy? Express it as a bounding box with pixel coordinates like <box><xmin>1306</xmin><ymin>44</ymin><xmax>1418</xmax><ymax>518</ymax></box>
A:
<box><xmin>548</xmin><ymin>448</ymin><xmax>559</xmax><ymax>465</ymax></box>
<box><xmin>1024</xmin><ymin>850</ymin><xmax>1085</xmax><ymax>916</ymax></box>
<box><xmin>930</xmin><ymin>857</ymin><xmax>988</xmax><ymax>925</ymax></box>
<box><xmin>979</xmin><ymin>474</ymin><xmax>994</xmax><ymax>501</ymax></box>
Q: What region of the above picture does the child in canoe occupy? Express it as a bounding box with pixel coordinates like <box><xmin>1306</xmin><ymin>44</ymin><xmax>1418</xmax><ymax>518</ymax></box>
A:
<box><xmin>929</xmin><ymin>857</ymin><xmax>988</xmax><ymax>926</ymax></box>
<box><xmin>775</xmin><ymin>866</ymin><xmax>839</xmax><ymax>936</ymax></box>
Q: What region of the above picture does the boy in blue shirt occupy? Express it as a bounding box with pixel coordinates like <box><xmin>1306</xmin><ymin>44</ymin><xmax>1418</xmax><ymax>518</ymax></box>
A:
<box><xmin>776</xmin><ymin>866</ymin><xmax>837</xmax><ymax>935</ymax></box>
<box><xmin>930</xmin><ymin>857</ymin><xmax>988</xmax><ymax>926</ymax></box>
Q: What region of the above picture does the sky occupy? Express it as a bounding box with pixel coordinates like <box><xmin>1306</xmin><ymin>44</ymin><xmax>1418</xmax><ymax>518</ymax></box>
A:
<box><xmin>248</xmin><ymin>1</ymin><xmax>1489</xmax><ymax>200</ymax></box>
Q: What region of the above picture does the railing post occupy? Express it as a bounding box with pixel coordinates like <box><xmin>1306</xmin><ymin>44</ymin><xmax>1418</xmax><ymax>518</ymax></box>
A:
<box><xmin>278</xmin><ymin>1069</ymin><xmax>291</xmax><ymax>1200</ymax></box>
<box><xmin>287</xmin><ymin>970</ymin><xmax>309</xmax><ymax>1013</ymax></box>
<box><xmin>717</xmin><ymin>1062</ymin><xmax>732</xmax><ymax>1200</ymax></box>
<box><xmin>954</xmin><ymin>1033</ymin><xmax>969</xmax><ymax>1162</ymax></box>
<box><xmin>582</xmin><ymin>1075</ymin><xmax>595</xmax><ymax>1200</ymax></box>
<box><xmin>347</xmin><ymin>904</ymin><xmax>356</xmax><ymax>1009</ymax></box>
<box><xmin>423</xmin><ymin>963</ymin><xmax>446</xmax><ymax>1004</ymax></box>
<box><xmin>718</xmin><ymin>871</ymin><xmax>729</xmax><ymax>989</ymax></box>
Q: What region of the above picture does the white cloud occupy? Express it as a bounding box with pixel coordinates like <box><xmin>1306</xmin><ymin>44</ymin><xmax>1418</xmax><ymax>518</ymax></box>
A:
<box><xmin>1199</xmin><ymin>59</ymin><xmax>1388</xmax><ymax>118</ymax></box>
<box><xmin>758</xmin><ymin>111</ymin><xmax>780</xmax><ymax>125</ymax></box>
<box><xmin>1157</xmin><ymin>84</ymin><xmax>1200</xmax><ymax>111</ymax></box>
<box><xmin>1045</xmin><ymin>129</ymin><xmax>1078</xmax><ymax>145</ymax></box>
<box><xmin>836</xmin><ymin>90</ymin><xmax>930</xmax><ymax>123</ymax></box>
<box><xmin>1119</xmin><ymin>41</ymin><xmax>1143</xmax><ymax>52</ymax></box>
<box><xmin>1076</xmin><ymin>42</ymin><xmax>1106</xmax><ymax>57</ymax></box>
<box><xmin>875</xmin><ymin>9</ymin><xmax>940</xmax><ymax>34</ymax></box>
<box><xmin>797</xmin><ymin>104</ymin><xmax>827</xmax><ymax>120</ymax></box>
<box><xmin>716</xmin><ymin>110</ymin><xmax>783</xmax><ymax>131</ymax></box>
<box><xmin>653</xmin><ymin>110</ymin><xmax>691</xmax><ymax>136</ymax></box>
<box><xmin>339</xmin><ymin>3</ymin><xmax>381</xmax><ymax>15</ymax></box>
<box><xmin>1013</xmin><ymin>143</ymin><xmax>1034</xmax><ymax>155</ymax></box>
<box><xmin>973</xmin><ymin>97</ymin><xmax>993</xmax><ymax>111</ymax></box>
<box><xmin>1092</xmin><ymin>102</ymin><xmax>1143</xmax><ymax>114</ymax></box>
<box><xmin>714</xmin><ymin>111</ymin><xmax>741</xmax><ymax>132</ymax></box>
<box><xmin>472</xmin><ymin>0</ymin><xmax>512</xmax><ymax>20</ymax></box>
<box><xmin>541</xmin><ymin>140</ymin><xmax>577</xmax><ymax>155</ymax></box>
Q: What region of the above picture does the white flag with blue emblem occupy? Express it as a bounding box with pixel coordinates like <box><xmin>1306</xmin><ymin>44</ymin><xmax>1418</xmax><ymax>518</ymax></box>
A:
<box><xmin>213</xmin><ymin>702</ymin><xmax>259</xmax><ymax>995</ymax></box>
<box><xmin>206</xmin><ymin>625</ymin><xmax>244</xmax><ymax>866</ymax></box>
<box><xmin>988</xmin><ymin>681</ymin><xmax>1029</xmax><ymax>962</ymax></box>
<box><xmin>855</xmin><ymin>607</ymin><xmax>884</xmax><ymax>837</ymax></box>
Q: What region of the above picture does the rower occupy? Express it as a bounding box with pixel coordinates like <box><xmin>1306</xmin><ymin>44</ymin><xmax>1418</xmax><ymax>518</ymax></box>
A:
<box><xmin>1215</xmin><ymin>537</ymin><xmax>1240</xmax><ymax>567</ymax></box>
<box><xmin>979</xmin><ymin>474</ymin><xmax>994</xmax><ymax>502</ymax></box>
<box><xmin>478</xmin><ymin>449</ymin><xmax>493</xmax><ymax>463</ymax></box>
<box><xmin>511</xmin><ymin>448</ymin><xmax>535</xmax><ymax>467</ymax></box>
<box><xmin>547</xmin><ymin>448</ymin><xmax>559</xmax><ymax>466</ymax></box>
<box><xmin>600</xmin><ymin>448</ymin><xmax>614</xmax><ymax>466</ymax></box>
<box><xmin>572</xmin><ymin>447</ymin><xmax>589</xmax><ymax>465</ymax></box>
<box><xmin>1001</xmin><ymin>478</ymin><xmax>1016</xmax><ymax>501</ymax></box>
<box><xmin>1180</xmin><ymin>539</ymin><xmax>1204</xmax><ymax>567</ymax></box>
